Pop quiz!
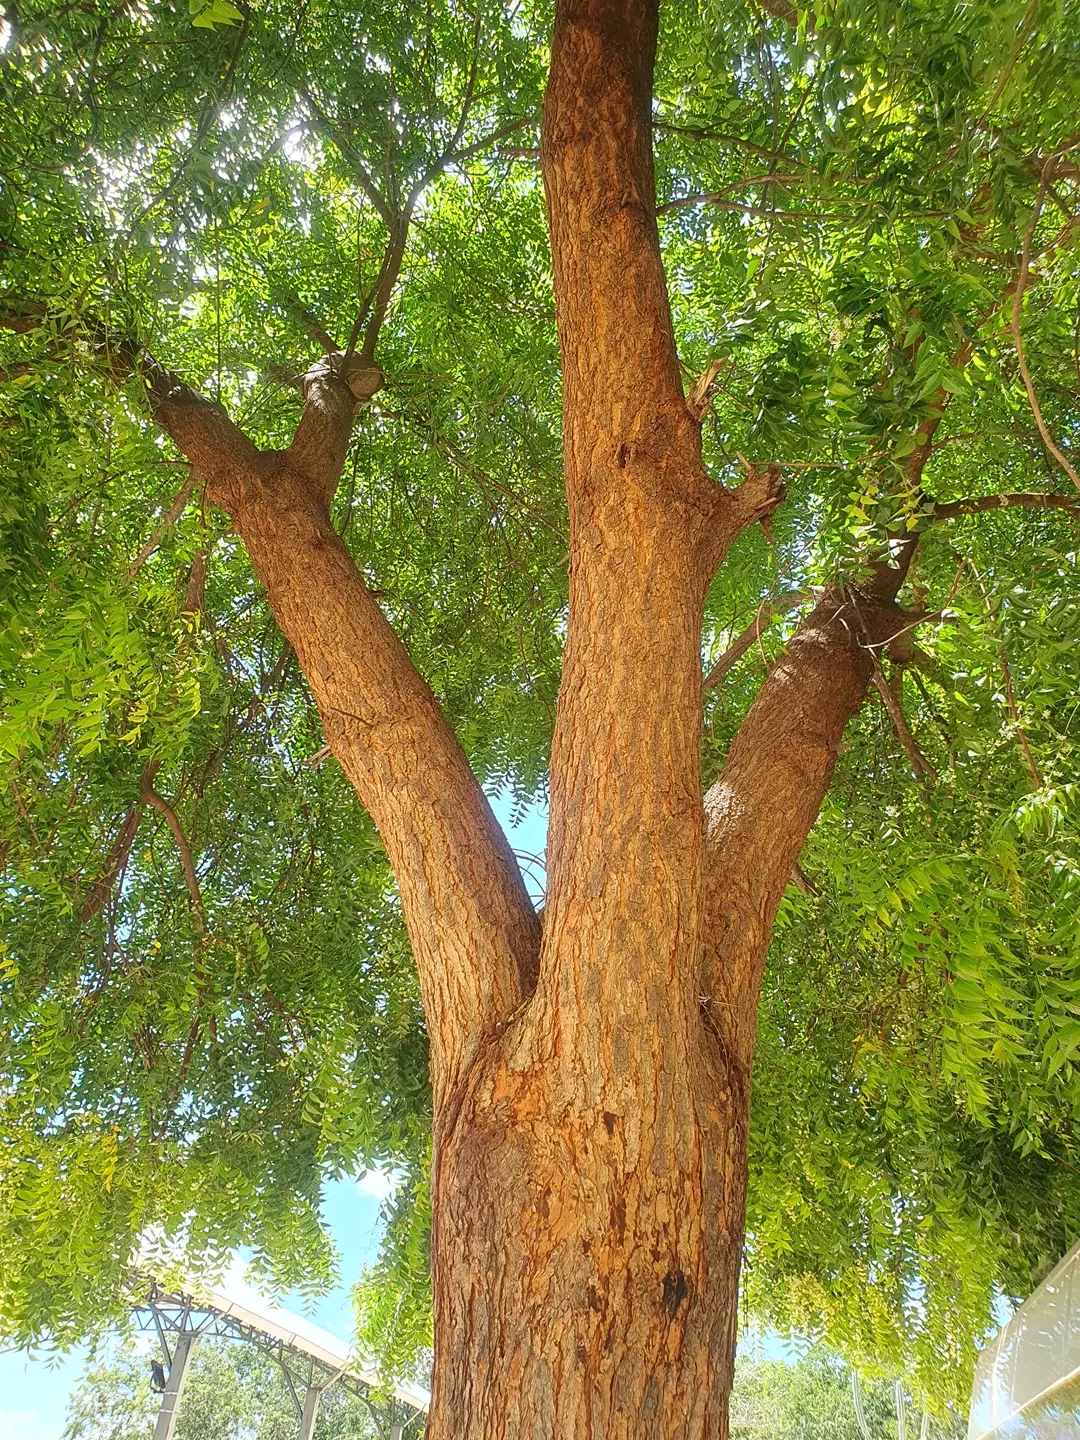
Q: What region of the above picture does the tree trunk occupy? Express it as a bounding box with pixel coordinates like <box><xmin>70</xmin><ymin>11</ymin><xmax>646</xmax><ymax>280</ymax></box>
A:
<box><xmin>425</xmin><ymin>1</ymin><xmax>767</xmax><ymax>1432</ymax></box>
<box><xmin>425</xmin><ymin>573</ymin><xmax>910</xmax><ymax>1439</ymax></box>
<box><xmin>429</xmin><ymin>1017</ymin><xmax>745</xmax><ymax>1438</ymax></box>
<box><xmin>138</xmin><ymin>0</ymin><xmax>916</xmax><ymax>1431</ymax></box>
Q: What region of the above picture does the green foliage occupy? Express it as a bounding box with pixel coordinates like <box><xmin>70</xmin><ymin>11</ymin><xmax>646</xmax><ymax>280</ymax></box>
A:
<box><xmin>0</xmin><ymin>0</ymin><xmax>1079</xmax><ymax>1413</ymax></box>
<box><xmin>354</xmin><ymin>1163</ymin><xmax>434</xmax><ymax>1387</ymax></box>
<box><xmin>730</xmin><ymin>1344</ymin><xmax>964</xmax><ymax>1440</ymax></box>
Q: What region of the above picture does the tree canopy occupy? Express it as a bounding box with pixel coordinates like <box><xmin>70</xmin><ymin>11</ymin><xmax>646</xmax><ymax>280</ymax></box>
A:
<box><xmin>1</xmin><ymin>0</ymin><xmax>1079</xmax><ymax>1413</ymax></box>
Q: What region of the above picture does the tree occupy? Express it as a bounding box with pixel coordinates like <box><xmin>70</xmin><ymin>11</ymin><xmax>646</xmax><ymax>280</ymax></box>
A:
<box><xmin>729</xmin><ymin>1346</ymin><xmax>964</xmax><ymax>1440</ymax></box>
<box><xmin>2</xmin><ymin>0</ymin><xmax>1080</xmax><ymax>1434</ymax></box>
<box><xmin>63</xmin><ymin>1337</ymin><xmax>401</xmax><ymax>1440</ymax></box>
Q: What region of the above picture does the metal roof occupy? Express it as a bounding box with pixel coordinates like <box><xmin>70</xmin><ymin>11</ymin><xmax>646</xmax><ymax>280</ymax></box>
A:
<box><xmin>968</xmin><ymin>1238</ymin><xmax>1080</xmax><ymax>1440</ymax></box>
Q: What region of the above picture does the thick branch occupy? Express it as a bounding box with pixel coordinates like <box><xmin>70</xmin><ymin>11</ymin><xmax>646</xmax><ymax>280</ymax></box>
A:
<box><xmin>932</xmin><ymin>490</ymin><xmax>1080</xmax><ymax>520</ymax></box>
<box><xmin>702</xmin><ymin>568</ymin><xmax>909</xmax><ymax>1077</ymax></box>
<box><xmin>224</xmin><ymin>472</ymin><xmax>540</xmax><ymax>1107</ymax></box>
<box><xmin>541</xmin><ymin>0</ymin><xmax>696</xmax><ymax>468</ymax></box>
<box><xmin>537</xmin><ymin>0</ymin><xmax>773</xmax><ymax>1066</ymax></box>
<box><xmin>285</xmin><ymin>351</ymin><xmax>380</xmax><ymax>501</ymax></box>
<box><xmin>16</xmin><ymin>305</ymin><xmax>538</xmax><ymax>1108</ymax></box>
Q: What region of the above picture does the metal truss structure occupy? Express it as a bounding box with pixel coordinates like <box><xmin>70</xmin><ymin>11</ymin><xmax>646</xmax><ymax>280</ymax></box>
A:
<box><xmin>134</xmin><ymin>1279</ymin><xmax>428</xmax><ymax>1440</ymax></box>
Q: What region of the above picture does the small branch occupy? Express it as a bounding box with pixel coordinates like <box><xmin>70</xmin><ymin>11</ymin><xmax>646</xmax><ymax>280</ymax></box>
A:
<box><xmin>358</xmin><ymin>217</ymin><xmax>410</xmax><ymax>363</ymax></box>
<box><xmin>729</xmin><ymin>458</ymin><xmax>786</xmax><ymax>535</ymax></box>
<box><xmin>757</xmin><ymin>0</ymin><xmax>799</xmax><ymax>22</ymax></box>
<box><xmin>848</xmin><ymin>587</ymin><xmax>937</xmax><ymax>788</ymax></box>
<box><xmin>998</xmin><ymin>648</ymin><xmax>1043</xmax><ymax>789</ymax></box>
<box><xmin>654</xmin><ymin>118</ymin><xmax>802</xmax><ymax>165</ymax></box>
<box><xmin>976</xmin><ymin>0</ymin><xmax>1038</xmax><ymax>125</ymax></box>
<box><xmin>686</xmin><ymin>357</ymin><xmax>728</xmax><ymax>420</ymax></box>
<box><xmin>969</xmin><ymin>564</ymin><xmax>1043</xmax><ymax>789</ymax></box>
<box><xmin>870</xmin><ymin>664</ymin><xmax>937</xmax><ymax>788</ymax></box>
<box><xmin>1010</xmin><ymin>182</ymin><xmax>1080</xmax><ymax>491</ymax></box>
<box><xmin>303</xmin><ymin>91</ymin><xmax>395</xmax><ymax>227</ymax></box>
<box><xmin>450</xmin><ymin>115</ymin><xmax>534</xmax><ymax>166</ymax></box>
<box><xmin>658</xmin><ymin>173</ymin><xmax>802</xmax><ymax>214</ymax></box>
<box><xmin>933</xmin><ymin>491</ymin><xmax>1080</xmax><ymax>520</ymax></box>
<box><xmin>265</xmin><ymin>280</ymin><xmax>339</xmax><ymax>354</ymax></box>
<box><xmin>122</xmin><ymin>472</ymin><xmax>198</xmax><ymax>583</ymax></box>
<box><xmin>791</xmin><ymin>863</ymin><xmax>818</xmax><ymax>896</ymax></box>
<box><xmin>183</xmin><ymin>550</ymin><xmax>207</xmax><ymax>614</ymax></box>
<box><xmin>0</xmin><ymin>302</ymin><xmax>46</xmax><ymax>332</ymax></box>
<box><xmin>140</xmin><ymin>778</ymin><xmax>206</xmax><ymax>933</ymax></box>
<box><xmin>704</xmin><ymin>589</ymin><xmax>811</xmax><ymax>689</ymax></box>
<box><xmin>78</xmin><ymin>760</ymin><xmax>161</xmax><ymax>922</ymax></box>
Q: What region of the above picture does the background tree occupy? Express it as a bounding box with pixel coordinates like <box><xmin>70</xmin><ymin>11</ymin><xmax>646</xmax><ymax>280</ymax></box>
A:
<box><xmin>729</xmin><ymin>1346</ymin><xmax>964</xmax><ymax>1440</ymax></box>
<box><xmin>1</xmin><ymin>0</ymin><xmax>1080</xmax><ymax>1432</ymax></box>
<box><xmin>62</xmin><ymin>1337</ymin><xmax>407</xmax><ymax>1440</ymax></box>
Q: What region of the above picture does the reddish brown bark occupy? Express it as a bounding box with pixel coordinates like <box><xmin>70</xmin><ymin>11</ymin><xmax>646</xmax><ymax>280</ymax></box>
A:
<box><xmin>425</xmin><ymin>2</ymin><xmax>783</xmax><ymax>1434</ymax></box>
<box><xmin>703</xmin><ymin>572</ymin><xmax>910</xmax><ymax>1085</ymax></box>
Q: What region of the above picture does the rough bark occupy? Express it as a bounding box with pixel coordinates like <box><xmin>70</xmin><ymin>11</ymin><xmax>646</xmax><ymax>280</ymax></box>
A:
<box><xmin>426</xmin><ymin>1</ymin><xmax>780</xmax><ymax>1435</ymax></box>
<box><xmin>703</xmin><ymin>568</ymin><xmax>911</xmax><ymax>1083</ymax></box>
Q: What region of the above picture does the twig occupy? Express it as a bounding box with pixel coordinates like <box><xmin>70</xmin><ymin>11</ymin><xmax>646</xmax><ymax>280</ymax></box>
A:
<box><xmin>975</xmin><ymin>0</ymin><xmax>1038</xmax><ymax>126</ymax></box>
<box><xmin>658</xmin><ymin>173</ymin><xmax>802</xmax><ymax>214</ymax></box>
<box><xmin>654</xmin><ymin>118</ymin><xmax>803</xmax><ymax>165</ymax></box>
<box><xmin>704</xmin><ymin>589</ymin><xmax>811</xmax><ymax>689</ymax></box>
<box><xmin>122</xmin><ymin>472</ymin><xmax>197</xmax><ymax>583</ymax></box>
<box><xmin>140</xmin><ymin>778</ymin><xmax>207</xmax><ymax>933</ymax></box>
<box><xmin>969</xmin><ymin>564</ymin><xmax>1043</xmax><ymax>788</ymax></box>
<box><xmin>1010</xmin><ymin>180</ymin><xmax>1080</xmax><ymax>491</ymax></box>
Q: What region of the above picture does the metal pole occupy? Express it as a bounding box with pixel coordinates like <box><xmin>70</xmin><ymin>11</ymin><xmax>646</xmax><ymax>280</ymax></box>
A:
<box><xmin>389</xmin><ymin>1396</ymin><xmax>404</xmax><ymax>1440</ymax></box>
<box><xmin>153</xmin><ymin>1330</ymin><xmax>198</xmax><ymax>1440</ymax></box>
<box><xmin>895</xmin><ymin>1379</ymin><xmax>908</xmax><ymax>1440</ymax></box>
<box><xmin>298</xmin><ymin>1385</ymin><xmax>321</xmax><ymax>1440</ymax></box>
<box><xmin>851</xmin><ymin>1370</ymin><xmax>873</xmax><ymax>1440</ymax></box>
